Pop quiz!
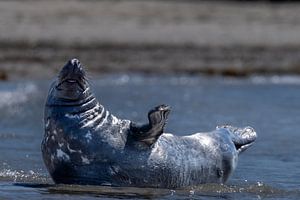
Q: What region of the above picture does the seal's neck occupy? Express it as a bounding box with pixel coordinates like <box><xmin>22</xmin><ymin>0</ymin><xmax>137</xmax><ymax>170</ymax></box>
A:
<box><xmin>45</xmin><ymin>84</ymin><xmax>99</xmax><ymax>115</ymax></box>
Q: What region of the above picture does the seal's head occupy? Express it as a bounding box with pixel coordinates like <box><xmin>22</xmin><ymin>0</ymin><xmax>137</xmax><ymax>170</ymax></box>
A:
<box><xmin>54</xmin><ymin>59</ymin><xmax>90</xmax><ymax>101</ymax></box>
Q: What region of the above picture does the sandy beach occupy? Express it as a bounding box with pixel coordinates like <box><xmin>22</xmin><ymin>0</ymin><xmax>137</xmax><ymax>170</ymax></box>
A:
<box><xmin>1</xmin><ymin>0</ymin><xmax>300</xmax><ymax>79</ymax></box>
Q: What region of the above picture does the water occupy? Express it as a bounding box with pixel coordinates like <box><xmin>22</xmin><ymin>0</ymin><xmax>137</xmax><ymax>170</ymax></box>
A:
<box><xmin>0</xmin><ymin>75</ymin><xmax>300</xmax><ymax>199</ymax></box>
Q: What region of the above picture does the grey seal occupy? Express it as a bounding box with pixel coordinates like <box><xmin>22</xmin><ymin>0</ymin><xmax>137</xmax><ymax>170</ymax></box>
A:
<box><xmin>42</xmin><ymin>59</ymin><xmax>257</xmax><ymax>188</ymax></box>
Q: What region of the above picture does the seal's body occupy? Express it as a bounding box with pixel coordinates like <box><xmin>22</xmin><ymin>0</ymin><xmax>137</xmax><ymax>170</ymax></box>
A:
<box><xmin>42</xmin><ymin>59</ymin><xmax>257</xmax><ymax>188</ymax></box>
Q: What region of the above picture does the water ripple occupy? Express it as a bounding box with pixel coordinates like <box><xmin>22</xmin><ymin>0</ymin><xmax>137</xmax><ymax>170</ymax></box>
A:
<box><xmin>10</xmin><ymin>182</ymin><xmax>300</xmax><ymax>200</ymax></box>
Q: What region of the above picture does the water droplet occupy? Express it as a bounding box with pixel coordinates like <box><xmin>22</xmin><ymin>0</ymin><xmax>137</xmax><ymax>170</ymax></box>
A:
<box><xmin>257</xmin><ymin>182</ymin><xmax>263</xmax><ymax>187</ymax></box>
<box><xmin>170</xmin><ymin>190</ymin><xmax>175</xmax><ymax>196</ymax></box>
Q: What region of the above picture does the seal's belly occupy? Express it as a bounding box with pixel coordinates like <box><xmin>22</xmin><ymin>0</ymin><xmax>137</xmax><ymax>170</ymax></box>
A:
<box><xmin>144</xmin><ymin>133</ymin><xmax>226</xmax><ymax>187</ymax></box>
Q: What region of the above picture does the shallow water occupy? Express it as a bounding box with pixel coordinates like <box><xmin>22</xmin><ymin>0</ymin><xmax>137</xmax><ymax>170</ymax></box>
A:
<box><xmin>0</xmin><ymin>75</ymin><xmax>300</xmax><ymax>199</ymax></box>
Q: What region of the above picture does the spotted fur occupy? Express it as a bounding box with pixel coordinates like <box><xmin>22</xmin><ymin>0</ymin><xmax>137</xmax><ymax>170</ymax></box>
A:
<box><xmin>42</xmin><ymin>59</ymin><xmax>257</xmax><ymax>188</ymax></box>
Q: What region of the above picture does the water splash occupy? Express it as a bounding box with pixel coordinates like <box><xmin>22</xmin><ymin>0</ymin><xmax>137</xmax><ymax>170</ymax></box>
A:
<box><xmin>0</xmin><ymin>168</ymin><xmax>50</xmax><ymax>184</ymax></box>
<box><xmin>251</xmin><ymin>75</ymin><xmax>300</xmax><ymax>85</ymax></box>
<box><xmin>0</xmin><ymin>83</ymin><xmax>37</xmax><ymax>108</ymax></box>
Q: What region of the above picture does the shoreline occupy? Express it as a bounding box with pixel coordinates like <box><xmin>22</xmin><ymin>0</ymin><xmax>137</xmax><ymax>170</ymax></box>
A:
<box><xmin>2</xmin><ymin>0</ymin><xmax>300</xmax><ymax>80</ymax></box>
<box><xmin>1</xmin><ymin>42</ymin><xmax>300</xmax><ymax>80</ymax></box>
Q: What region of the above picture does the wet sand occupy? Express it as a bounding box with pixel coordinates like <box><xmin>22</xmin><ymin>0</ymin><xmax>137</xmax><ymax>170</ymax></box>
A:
<box><xmin>1</xmin><ymin>0</ymin><xmax>300</xmax><ymax>79</ymax></box>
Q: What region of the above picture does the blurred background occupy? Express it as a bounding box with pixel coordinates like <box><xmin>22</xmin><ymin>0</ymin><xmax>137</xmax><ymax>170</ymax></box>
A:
<box><xmin>1</xmin><ymin>0</ymin><xmax>300</xmax><ymax>80</ymax></box>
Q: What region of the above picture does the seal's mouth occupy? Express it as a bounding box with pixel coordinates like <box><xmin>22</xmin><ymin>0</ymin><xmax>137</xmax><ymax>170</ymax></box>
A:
<box><xmin>234</xmin><ymin>140</ymin><xmax>255</xmax><ymax>153</ymax></box>
<box><xmin>57</xmin><ymin>78</ymin><xmax>86</xmax><ymax>92</ymax></box>
<box><xmin>55</xmin><ymin>58</ymin><xmax>89</xmax><ymax>100</ymax></box>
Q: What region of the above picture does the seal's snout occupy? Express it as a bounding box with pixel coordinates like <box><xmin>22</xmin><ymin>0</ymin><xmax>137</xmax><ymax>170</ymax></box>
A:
<box><xmin>59</xmin><ymin>58</ymin><xmax>85</xmax><ymax>80</ymax></box>
<box><xmin>70</xmin><ymin>58</ymin><xmax>80</xmax><ymax>66</ymax></box>
<box><xmin>57</xmin><ymin>58</ymin><xmax>87</xmax><ymax>89</ymax></box>
<box><xmin>69</xmin><ymin>58</ymin><xmax>84</xmax><ymax>74</ymax></box>
<box><xmin>54</xmin><ymin>59</ymin><xmax>89</xmax><ymax>101</ymax></box>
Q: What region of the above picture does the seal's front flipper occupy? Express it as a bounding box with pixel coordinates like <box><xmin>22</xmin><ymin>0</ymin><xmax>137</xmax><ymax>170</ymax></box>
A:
<box><xmin>128</xmin><ymin>104</ymin><xmax>170</xmax><ymax>148</ymax></box>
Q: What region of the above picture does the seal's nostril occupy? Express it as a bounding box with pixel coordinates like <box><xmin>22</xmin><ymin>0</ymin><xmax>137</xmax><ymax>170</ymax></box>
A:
<box><xmin>70</xmin><ymin>58</ymin><xmax>80</xmax><ymax>66</ymax></box>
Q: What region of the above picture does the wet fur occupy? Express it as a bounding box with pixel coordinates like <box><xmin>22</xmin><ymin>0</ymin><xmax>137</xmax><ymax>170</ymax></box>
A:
<box><xmin>42</xmin><ymin>59</ymin><xmax>257</xmax><ymax>188</ymax></box>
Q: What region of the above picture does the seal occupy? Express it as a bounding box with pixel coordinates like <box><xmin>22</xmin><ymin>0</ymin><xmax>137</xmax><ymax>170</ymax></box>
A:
<box><xmin>42</xmin><ymin>59</ymin><xmax>257</xmax><ymax>188</ymax></box>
